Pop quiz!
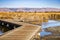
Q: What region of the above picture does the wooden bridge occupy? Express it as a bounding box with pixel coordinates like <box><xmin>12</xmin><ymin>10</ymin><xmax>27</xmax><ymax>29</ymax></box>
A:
<box><xmin>0</xmin><ymin>19</ymin><xmax>41</xmax><ymax>40</ymax></box>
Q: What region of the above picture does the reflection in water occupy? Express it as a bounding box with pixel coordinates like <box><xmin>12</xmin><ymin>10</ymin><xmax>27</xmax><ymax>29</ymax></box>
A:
<box><xmin>40</xmin><ymin>29</ymin><xmax>51</xmax><ymax>37</ymax></box>
<box><xmin>0</xmin><ymin>21</ymin><xmax>21</xmax><ymax>36</ymax></box>
<box><xmin>42</xmin><ymin>20</ymin><xmax>60</xmax><ymax>28</ymax></box>
<box><xmin>41</xmin><ymin>20</ymin><xmax>60</xmax><ymax>36</ymax></box>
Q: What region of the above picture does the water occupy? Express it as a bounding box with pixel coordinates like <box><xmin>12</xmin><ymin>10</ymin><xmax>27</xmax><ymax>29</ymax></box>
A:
<box><xmin>41</xmin><ymin>20</ymin><xmax>60</xmax><ymax>36</ymax></box>
<box><xmin>42</xmin><ymin>20</ymin><xmax>60</xmax><ymax>28</ymax></box>
<box><xmin>0</xmin><ymin>31</ymin><xmax>3</xmax><ymax>35</ymax></box>
<box><xmin>40</xmin><ymin>29</ymin><xmax>52</xmax><ymax>37</ymax></box>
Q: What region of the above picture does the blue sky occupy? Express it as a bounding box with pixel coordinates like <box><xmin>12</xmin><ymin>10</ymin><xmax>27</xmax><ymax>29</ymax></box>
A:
<box><xmin>0</xmin><ymin>0</ymin><xmax>60</xmax><ymax>8</ymax></box>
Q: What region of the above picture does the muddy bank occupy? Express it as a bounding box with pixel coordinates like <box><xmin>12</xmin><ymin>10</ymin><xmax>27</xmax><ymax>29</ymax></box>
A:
<box><xmin>45</xmin><ymin>26</ymin><xmax>60</xmax><ymax>34</ymax></box>
<box><xmin>41</xmin><ymin>26</ymin><xmax>60</xmax><ymax>40</ymax></box>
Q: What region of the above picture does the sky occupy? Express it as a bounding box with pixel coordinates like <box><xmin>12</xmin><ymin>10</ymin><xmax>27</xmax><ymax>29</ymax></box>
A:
<box><xmin>0</xmin><ymin>0</ymin><xmax>60</xmax><ymax>8</ymax></box>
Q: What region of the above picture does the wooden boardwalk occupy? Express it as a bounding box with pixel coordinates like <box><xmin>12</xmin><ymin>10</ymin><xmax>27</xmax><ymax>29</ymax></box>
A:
<box><xmin>0</xmin><ymin>19</ymin><xmax>41</xmax><ymax>40</ymax></box>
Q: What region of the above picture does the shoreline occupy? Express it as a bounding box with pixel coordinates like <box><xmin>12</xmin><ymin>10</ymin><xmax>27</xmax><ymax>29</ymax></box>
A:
<box><xmin>41</xmin><ymin>26</ymin><xmax>60</xmax><ymax>40</ymax></box>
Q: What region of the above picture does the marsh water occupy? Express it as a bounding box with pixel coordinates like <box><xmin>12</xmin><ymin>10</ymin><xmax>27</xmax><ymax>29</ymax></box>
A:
<box><xmin>0</xmin><ymin>31</ymin><xmax>3</xmax><ymax>35</ymax></box>
<box><xmin>41</xmin><ymin>20</ymin><xmax>60</xmax><ymax>37</ymax></box>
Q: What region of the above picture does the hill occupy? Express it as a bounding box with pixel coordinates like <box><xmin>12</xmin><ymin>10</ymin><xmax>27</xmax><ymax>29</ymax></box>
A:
<box><xmin>0</xmin><ymin>8</ymin><xmax>60</xmax><ymax>12</ymax></box>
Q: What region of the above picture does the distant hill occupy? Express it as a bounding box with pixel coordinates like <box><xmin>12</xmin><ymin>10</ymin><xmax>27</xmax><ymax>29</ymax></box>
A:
<box><xmin>0</xmin><ymin>8</ymin><xmax>60</xmax><ymax>12</ymax></box>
